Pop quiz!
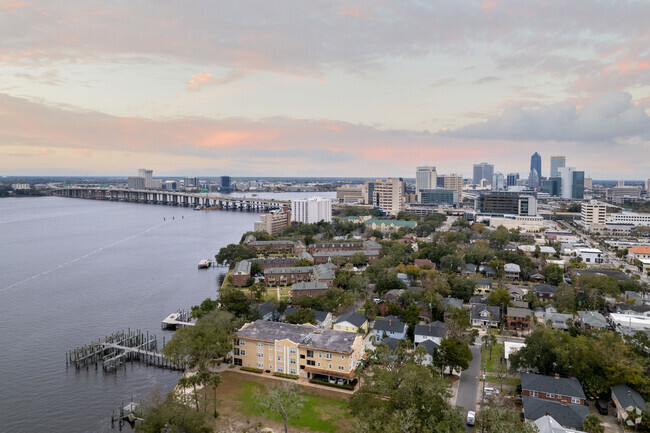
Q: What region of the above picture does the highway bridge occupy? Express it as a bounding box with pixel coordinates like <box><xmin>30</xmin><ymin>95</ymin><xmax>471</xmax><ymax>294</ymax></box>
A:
<box><xmin>53</xmin><ymin>187</ymin><xmax>290</xmax><ymax>211</ymax></box>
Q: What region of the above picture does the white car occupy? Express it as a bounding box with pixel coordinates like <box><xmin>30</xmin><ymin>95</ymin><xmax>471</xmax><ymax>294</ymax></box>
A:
<box><xmin>484</xmin><ymin>387</ymin><xmax>500</xmax><ymax>396</ymax></box>
<box><xmin>466</xmin><ymin>411</ymin><xmax>476</xmax><ymax>426</ymax></box>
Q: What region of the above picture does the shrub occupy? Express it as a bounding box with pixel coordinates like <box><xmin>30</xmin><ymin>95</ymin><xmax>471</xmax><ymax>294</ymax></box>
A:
<box><xmin>309</xmin><ymin>379</ymin><xmax>355</xmax><ymax>390</ymax></box>
<box><xmin>273</xmin><ymin>372</ymin><xmax>299</xmax><ymax>380</ymax></box>
<box><xmin>240</xmin><ymin>366</ymin><xmax>263</xmax><ymax>373</ymax></box>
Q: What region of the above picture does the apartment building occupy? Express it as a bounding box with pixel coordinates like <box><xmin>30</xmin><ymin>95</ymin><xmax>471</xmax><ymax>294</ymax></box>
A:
<box><xmin>372</xmin><ymin>178</ymin><xmax>404</xmax><ymax>216</ymax></box>
<box><xmin>292</xmin><ymin>197</ymin><xmax>332</xmax><ymax>224</ymax></box>
<box><xmin>443</xmin><ymin>174</ymin><xmax>463</xmax><ymax>201</ymax></box>
<box><xmin>580</xmin><ymin>200</ymin><xmax>606</xmax><ymax>227</ymax></box>
<box><xmin>253</xmin><ymin>207</ymin><xmax>291</xmax><ymax>235</ymax></box>
<box><xmin>233</xmin><ymin>320</ymin><xmax>365</xmax><ymax>384</ymax></box>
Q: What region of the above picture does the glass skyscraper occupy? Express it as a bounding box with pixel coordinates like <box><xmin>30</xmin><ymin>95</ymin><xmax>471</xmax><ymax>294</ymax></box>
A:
<box><xmin>530</xmin><ymin>152</ymin><xmax>542</xmax><ymax>186</ymax></box>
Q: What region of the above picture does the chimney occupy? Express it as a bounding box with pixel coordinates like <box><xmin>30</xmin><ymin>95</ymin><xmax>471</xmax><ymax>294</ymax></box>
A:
<box><xmin>429</xmin><ymin>324</ymin><xmax>431</xmax><ymax>331</ymax></box>
<box><xmin>389</xmin><ymin>319</ymin><xmax>392</xmax><ymax>326</ymax></box>
<box><xmin>628</xmin><ymin>390</ymin><xmax>631</xmax><ymax>396</ymax></box>
<box><xmin>554</xmin><ymin>373</ymin><xmax>560</xmax><ymax>379</ymax></box>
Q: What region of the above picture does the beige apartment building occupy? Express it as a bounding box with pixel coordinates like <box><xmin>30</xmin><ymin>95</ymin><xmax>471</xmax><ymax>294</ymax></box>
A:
<box><xmin>253</xmin><ymin>207</ymin><xmax>291</xmax><ymax>235</ymax></box>
<box><xmin>372</xmin><ymin>178</ymin><xmax>403</xmax><ymax>216</ymax></box>
<box><xmin>443</xmin><ymin>174</ymin><xmax>463</xmax><ymax>201</ymax></box>
<box><xmin>233</xmin><ymin>320</ymin><xmax>365</xmax><ymax>384</ymax></box>
<box><xmin>581</xmin><ymin>200</ymin><xmax>606</xmax><ymax>227</ymax></box>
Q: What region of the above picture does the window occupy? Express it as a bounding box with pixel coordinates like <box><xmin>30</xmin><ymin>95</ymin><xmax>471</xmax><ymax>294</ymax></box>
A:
<box><xmin>306</xmin><ymin>350</ymin><xmax>314</xmax><ymax>358</ymax></box>
<box><xmin>325</xmin><ymin>353</ymin><xmax>332</xmax><ymax>360</ymax></box>
<box><xmin>317</xmin><ymin>362</ymin><xmax>321</xmax><ymax>367</ymax></box>
<box><xmin>234</xmin><ymin>338</ymin><xmax>240</xmax><ymax>346</ymax></box>
<box><xmin>277</xmin><ymin>366</ymin><xmax>283</xmax><ymax>373</ymax></box>
<box><xmin>318</xmin><ymin>351</ymin><xmax>322</xmax><ymax>358</ymax></box>
<box><xmin>257</xmin><ymin>343</ymin><xmax>263</xmax><ymax>348</ymax></box>
<box><xmin>338</xmin><ymin>366</ymin><xmax>344</xmax><ymax>371</ymax></box>
<box><xmin>240</xmin><ymin>349</ymin><xmax>246</xmax><ymax>356</ymax></box>
<box><xmin>240</xmin><ymin>340</ymin><xmax>245</xmax><ymax>346</ymax></box>
<box><xmin>257</xmin><ymin>362</ymin><xmax>263</xmax><ymax>369</ymax></box>
<box><xmin>546</xmin><ymin>393</ymin><xmax>555</xmax><ymax>398</ymax></box>
<box><xmin>290</xmin><ymin>347</ymin><xmax>296</xmax><ymax>354</ymax></box>
<box><xmin>290</xmin><ymin>358</ymin><xmax>296</xmax><ymax>365</ymax></box>
<box><xmin>328</xmin><ymin>364</ymin><xmax>332</xmax><ymax>369</ymax></box>
<box><xmin>234</xmin><ymin>348</ymin><xmax>240</xmax><ymax>356</ymax></box>
<box><xmin>257</xmin><ymin>353</ymin><xmax>263</xmax><ymax>358</ymax></box>
<box><xmin>277</xmin><ymin>356</ymin><xmax>281</xmax><ymax>361</ymax></box>
<box><xmin>234</xmin><ymin>358</ymin><xmax>242</xmax><ymax>366</ymax></box>
<box><xmin>530</xmin><ymin>391</ymin><xmax>538</xmax><ymax>397</ymax></box>
<box><xmin>276</xmin><ymin>344</ymin><xmax>282</xmax><ymax>351</ymax></box>
<box><xmin>341</xmin><ymin>355</ymin><xmax>345</xmax><ymax>360</ymax></box>
<box><xmin>269</xmin><ymin>364</ymin><xmax>273</xmax><ymax>369</ymax></box>
<box><xmin>572</xmin><ymin>397</ymin><xmax>580</xmax><ymax>404</ymax></box>
<box><xmin>306</xmin><ymin>360</ymin><xmax>315</xmax><ymax>366</ymax></box>
<box><xmin>290</xmin><ymin>368</ymin><xmax>297</xmax><ymax>375</ymax></box>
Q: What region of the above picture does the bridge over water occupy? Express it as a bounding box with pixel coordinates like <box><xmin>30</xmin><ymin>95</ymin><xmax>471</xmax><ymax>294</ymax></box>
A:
<box><xmin>53</xmin><ymin>187</ymin><xmax>291</xmax><ymax>211</ymax></box>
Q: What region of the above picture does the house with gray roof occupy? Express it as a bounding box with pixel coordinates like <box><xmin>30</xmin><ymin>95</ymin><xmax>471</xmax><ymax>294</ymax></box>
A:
<box><xmin>523</xmin><ymin>397</ymin><xmax>589</xmax><ymax>429</ymax></box>
<box><xmin>380</xmin><ymin>337</ymin><xmax>401</xmax><ymax>351</ymax></box>
<box><xmin>505</xmin><ymin>263</ymin><xmax>521</xmax><ymax>280</ymax></box>
<box><xmin>470</xmin><ymin>304</ymin><xmax>500</xmax><ymax>328</ymax></box>
<box><xmin>533</xmin><ymin>284</ymin><xmax>558</xmax><ymax>301</ymax></box>
<box><xmin>522</xmin><ymin>373</ymin><xmax>588</xmax><ymax>428</ymax></box>
<box><xmin>462</xmin><ymin>263</ymin><xmax>478</xmax><ymax>277</ymax></box>
<box><xmin>442</xmin><ymin>296</ymin><xmax>463</xmax><ymax>310</ymax></box>
<box><xmin>414</xmin><ymin>321</ymin><xmax>446</xmax><ymax>346</ymax></box>
<box><xmin>615</xmin><ymin>303</ymin><xmax>650</xmax><ymax>317</ymax></box>
<box><xmin>534</xmin><ymin>415</ymin><xmax>587</xmax><ymax>433</ymax></box>
<box><xmin>611</xmin><ymin>385</ymin><xmax>649</xmax><ymax>424</ymax></box>
<box><xmin>418</xmin><ymin>339</ymin><xmax>440</xmax><ymax>366</ymax></box>
<box><xmin>232</xmin><ymin>259</ymin><xmax>252</xmax><ymax>286</ymax></box>
<box><xmin>577</xmin><ymin>311</ymin><xmax>608</xmax><ymax>330</ymax></box>
<box><xmin>544</xmin><ymin>312</ymin><xmax>574</xmax><ymax>329</ymax></box>
<box><xmin>334</xmin><ymin>312</ymin><xmax>368</xmax><ymax>333</ymax></box>
<box><xmin>291</xmin><ymin>281</ymin><xmax>329</xmax><ymax>298</ymax></box>
<box><xmin>256</xmin><ymin>301</ymin><xmax>278</xmax><ymax>321</ymax></box>
<box><xmin>373</xmin><ymin>315</ymin><xmax>407</xmax><ymax>341</ymax></box>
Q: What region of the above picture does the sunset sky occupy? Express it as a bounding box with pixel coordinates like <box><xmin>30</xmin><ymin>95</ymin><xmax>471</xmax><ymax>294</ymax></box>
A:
<box><xmin>1</xmin><ymin>0</ymin><xmax>649</xmax><ymax>179</ymax></box>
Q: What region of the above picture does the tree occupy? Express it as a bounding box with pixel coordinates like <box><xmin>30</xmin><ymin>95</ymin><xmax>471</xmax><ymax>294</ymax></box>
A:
<box><xmin>219</xmin><ymin>287</ymin><xmax>256</xmax><ymax>320</ymax></box>
<box><xmin>440</xmin><ymin>254</ymin><xmax>465</xmax><ymax>274</ymax></box>
<box><xmin>478</xmin><ymin>403</ymin><xmax>537</xmax><ymax>433</ymax></box>
<box><xmin>177</xmin><ymin>373</ymin><xmax>203</xmax><ymax>411</ymax></box>
<box><xmin>250</xmin><ymin>261</ymin><xmax>262</xmax><ymax>275</ymax></box>
<box><xmin>582</xmin><ymin>414</ymin><xmax>605</xmax><ymax>433</ymax></box>
<box><xmin>363</xmin><ymin>299</ymin><xmax>379</xmax><ymax>320</ymax></box>
<box><xmin>350</xmin><ymin>362</ymin><xmax>465</xmax><ymax>433</ymax></box>
<box><xmin>555</xmin><ymin>283</ymin><xmax>576</xmax><ymax>313</ymax></box>
<box><xmin>162</xmin><ymin>310</ymin><xmax>237</xmax><ymax>372</ymax></box>
<box><xmin>285</xmin><ymin>308</ymin><xmax>315</xmax><ymax>325</ymax></box>
<box><xmin>448</xmin><ymin>275</ymin><xmax>476</xmax><ymax>301</ymax></box>
<box><xmin>214</xmin><ymin>243</ymin><xmax>257</xmax><ymax>267</ymax></box>
<box><xmin>191</xmin><ymin>298</ymin><xmax>220</xmax><ymax>319</ymax></box>
<box><xmin>256</xmin><ymin>382</ymin><xmax>304</xmax><ymax>433</ymax></box>
<box><xmin>437</xmin><ymin>338</ymin><xmax>473</xmax><ymax>375</ymax></box>
<box><xmin>495</xmin><ymin>361</ymin><xmax>509</xmax><ymax>392</ymax></box>
<box><xmin>542</xmin><ymin>263</ymin><xmax>564</xmax><ymax>286</ymax></box>
<box><xmin>136</xmin><ymin>394</ymin><xmax>212</xmax><ymax>433</ymax></box>
<box><xmin>249</xmin><ymin>282</ymin><xmax>267</xmax><ymax>301</ymax></box>
<box><xmin>349</xmin><ymin>252</ymin><xmax>367</xmax><ymax>266</ymax></box>
<box><xmin>487</xmin><ymin>289</ymin><xmax>510</xmax><ymax>308</ymax></box>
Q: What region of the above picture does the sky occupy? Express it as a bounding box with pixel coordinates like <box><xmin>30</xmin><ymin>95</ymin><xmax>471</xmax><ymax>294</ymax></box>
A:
<box><xmin>1</xmin><ymin>0</ymin><xmax>649</xmax><ymax>179</ymax></box>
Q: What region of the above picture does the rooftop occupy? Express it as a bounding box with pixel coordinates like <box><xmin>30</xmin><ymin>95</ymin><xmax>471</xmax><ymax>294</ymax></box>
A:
<box><xmin>374</xmin><ymin>315</ymin><xmax>407</xmax><ymax>333</ymax></box>
<box><xmin>334</xmin><ymin>312</ymin><xmax>367</xmax><ymax>328</ymax></box>
<box><xmin>521</xmin><ymin>373</ymin><xmax>585</xmax><ymax>399</ymax></box>
<box><xmin>611</xmin><ymin>385</ymin><xmax>649</xmax><ymax>411</ymax></box>
<box><xmin>414</xmin><ymin>321</ymin><xmax>446</xmax><ymax>338</ymax></box>
<box><xmin>265</xmin><ymin>266</ymin><xmax>314</xmax><ymax>274</ymax></box>
<box><xmin>523</xmin><ymin>397</ymin><xmax>589</xmax><ymax>429</ymax></box>
<box><xmin>628</xmin><ymin>245</ymin><xmax>650</xmax><ymax>254</ymax></box>
<box><xmin>292</xmin><ymin>281</ymin><xmax>328</xmax><ymax>291</ymax></box>
<box><xmin>364</xmin><ymin>218</ymin><xmax>417</xmax><ymax>227</ymax></box>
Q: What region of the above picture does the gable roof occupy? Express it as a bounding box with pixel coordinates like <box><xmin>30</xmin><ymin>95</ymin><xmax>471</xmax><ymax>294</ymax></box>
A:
<box><xmin>628</xmin><ymin>245</ymin><xmax>650</xmax><ymax>254</ymax></box>
<box><xmin>534</xmin><ymin>284</ymin><xmax>558</xmax><ymax>294</ymax></box>
<box><xmin>414</xmin><ymin>321</ymin><xmax>446</xmax><ymax>338</ymax></box>
<box><xmin>312</xmin><ymin>310</ymin><xmax>331</xmax><ymax>324</ymax></box>
<box><xmin>577</xmin><ymin>311</ymin><xmax>608</xmax><ymax>329</ymax></box>
<box><xmin>505</xmin><ymin>263</ymin><xmax>521</xmax><ymax>272</ymax></box>
<box><xmin>374</xmin><ymin>315</ymin><xmax>407</xmax><ymax>333</ymax></box>
<box><xmin>292</xmin><ymin>281</ymin><xmax>328</xmax><ymax>291</ymax></box>
<box><xmin>534</xmin><ymin>415</ymin><xmax>587</xmax><ymax>433</ymax></box>
<box><xmin>470</xmin><ymin>304</ymin><xmax>501</xmax><ymax>321</ymax></box>
<box><xmin>521</xmin><ymin>373</ymin><xmax>586</xmax><ymax>399</ymax></box>
<box><xmin>418</xmin><ymin>339</ymin><xmax>439</xmax><ymax>356</ymax></box>
<box><xmin>611</xmin><ymin>385</ymin><xmax>649</xmax><ymax>411</ymax></box>
<box><xmin>442</xmin><ymin>296</ymin><xmax>463</xmax><ymax>310</ymax></box>
<box><xmin>475</xmin><ymin>278</ymin><xmax>493</xmax><ymax>287</ymax></box>
<box><xmin>256</xmin><ymin>301</ymin><xmax>277</xmax><ymax>317</ymax></box>
<box><xmin>381</xmin><ymin>337</ymin><xmax>401</xmax><ymax>351</ymax></box>
<box><xmin>523</xmin><ymin>398</ymin><xmax>589</xmax><ymax>429</ymax></box>
<box><xmin>507</xmin><ymin>307</ymin><xmax>533</xmax><ymax>318</ymax></box>
<box><xmin>334</xmin><ymin>312</ymin><xmax>367</xmax><ymax>328</ymax></box>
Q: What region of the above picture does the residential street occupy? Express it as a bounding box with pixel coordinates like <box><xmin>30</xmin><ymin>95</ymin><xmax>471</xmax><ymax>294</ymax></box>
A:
<box><xmin>456</xmin><ymin>342</ymin><xmax>482</xmax><ymax>433</ymax></box>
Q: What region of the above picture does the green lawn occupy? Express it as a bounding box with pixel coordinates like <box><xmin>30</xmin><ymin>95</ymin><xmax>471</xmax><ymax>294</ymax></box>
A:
<box><xmin>484</xmin><ymin>375</ymin><xmax>521</xmax><ymax>386</ymax></box>
<box><xmin>237</xmin><ymin>381</ymin><xmax>350</xmax><ymax>433</ymax></box>
<box><xmin>480</xmin><ymin>342</ymin><xmax>504</xmax><ymax>373</ymax></box>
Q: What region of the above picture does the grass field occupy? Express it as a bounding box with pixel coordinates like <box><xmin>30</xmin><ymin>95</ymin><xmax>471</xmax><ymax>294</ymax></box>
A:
<box><xmin>481</xmin><ymin>342</ymin><xmax>504</xmax><ymax>373</ymax></box>
<box><xmin>484</xmin><ymin>375</ymin><xmax>521</xmax><ymax>387</ymax></box>
<box><xmin>237</xmin><ymin>380</ymin><xmax>350</xmax><ymax>433</ymax></box>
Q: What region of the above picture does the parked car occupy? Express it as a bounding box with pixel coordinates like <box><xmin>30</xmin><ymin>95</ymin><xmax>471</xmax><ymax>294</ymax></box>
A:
<box><xmin>336</xmin><ymin>379</ymin><xmax>345</xmax><ymax>385</ymax></box>
<box><xmin>466</xmin><ymin>411</ymin><xmax>476</xmax><ymax>426</ymax></box>
<box><xmin>595</xmin><ymin>400</ymin><xmax>608</xmax><ymax>415</ymax></box>
<box><xmin>484</xmin><ymin>387</ymin><xmax>500</xmax><ymax>396</ymax></box>
<box><xmin>329</xmin><ymin>377</ymin><xmax>336</xmax><ymax>383</ymax></box>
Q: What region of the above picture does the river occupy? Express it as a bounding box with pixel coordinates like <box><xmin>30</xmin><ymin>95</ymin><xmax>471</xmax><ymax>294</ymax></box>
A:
<box><xmin>0</xmin><ymin>192</ymin><xmax>333</xmax><ymax>433</ymax></box>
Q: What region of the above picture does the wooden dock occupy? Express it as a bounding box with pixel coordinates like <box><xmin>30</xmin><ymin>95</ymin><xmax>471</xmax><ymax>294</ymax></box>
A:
<box><xmin>67</xmin><ymin>329</ymin><xmax>185</xmax><ymax>372</ymax></box>
<box><xmin>161</xmin><ymin>309</ymin><xmax>195</xmax><ymax>330</ymax></box>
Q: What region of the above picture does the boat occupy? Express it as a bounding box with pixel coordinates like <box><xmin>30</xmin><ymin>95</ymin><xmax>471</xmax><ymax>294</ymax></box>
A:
<box><xmin>198</xmin><ymin>259</ymin><xmax>212</xmax><ymax>269</ymax></box>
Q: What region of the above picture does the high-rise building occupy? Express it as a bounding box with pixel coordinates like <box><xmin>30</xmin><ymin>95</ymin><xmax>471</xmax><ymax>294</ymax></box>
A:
<box><xmin>336</xmin><ymin>186</ymin><xmax>364</xmax><ymax>204</ymax></box>
<box><xmin>128</xmin><ymin>176</ymin><xmax>145</xmax><ymax>189</ymax></box>
<box><xmin>506</xmin><ymin>173</ymin><xmax>519</xmax><ymax>187</ymax></box>
<box><xmin>254</xmin><ymin>207</ymin><xmax>292</xmax><ymax>235</ymax></box>
<box><xmin>646</xmin><ymin>178</ymin><xmax>650</xmax><ymax>193</ymax></box>
<box><xmin>291</xmin><ymin>197</ymin><xmax>332</xmax><ymax>224</ymax></box>
<box><xmin>530</xmin><ymin>152</ymin><xmax>542</xmax><ymax>186</ymax></box>
<box><xmin>184</xmin><ymin>177</ymin><xmax>198</xmax><ymax>188</ymax></box>
<box><xmin>558</xmin><ymin>167</ymin><xmax>584</xmax><ymax>199</ymax></box>
<box><xmin>372</xmin><ymin>178</ymin><xmax>404</xmax><ymax>216</ymax></box>
<box><xmin>473</xmin><ymin>162</ymin><xmax>494</xmax><ymax>185</ymax></box>
<box><xmin>443</xmin><ymin>174</ymin><xmax>463</xmax><ymax>201</ymax></box>
<box><xmin>528</xmin><ymin>169</ymin><xmax>540</xmax><ymax>190</ymax></box>
<box><xmin>363</xmin><ymin>181</ymin><xmax>375</xmax><ymax>205</ymax></box>
<box><xmin>550</xmin><ymin>156</ymin><xmax>565</xmax><ymax>178</ymax></box>
<box><xmin>220</xmin><ymin>176</ymin><xmax>232</xmax><ymax>192</ymax></box>
<box><xmin>476</xmin><ymin>192</ymin><xmax>537</xmax><ymax>216</ymax></box>
<box><xmin>419</xmin><ymin>189</ymin><xmax>459</xmax><ymax>206</ymax></box>
<box><xmin>138</xmin><ymin>169</ymin><xmax>153</xmax><ymax>189</ymax></box>
<box><xmin>542</xmin><ymin>178</ymin><xmax>561</xmax><ymax>197</ymax></box>
<box><xmin>415</xmin><ymin>166</ymin><xmax>437</xmax><ymax>194</ymax></box>
<box><xmin>492</xmin><ymin>172</ymin><xmax>505</xmax><ymax>191</ymax></box>
<box><xmin>581</xmin><ymin>200</ymin><xmax>606</xmax><ymax>227</ymax></box>
<box><xmin>606</xmin><ymin>186</ymin><xmax>642</xmax><ymax>204</ymax></box>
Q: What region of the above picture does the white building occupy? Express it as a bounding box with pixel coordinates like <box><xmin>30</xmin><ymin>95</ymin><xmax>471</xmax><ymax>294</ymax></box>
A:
<box><xmin>492</xmin><ymin>172</ymin><xmax>505</xmax><ymax>191</ymax></box>
<box><xmin>291</xmin><ymin>197</ymin><xmax>332</xmax><ymax>224</ymax></box>
<box><xmin>443</xmin><ymin>174</ymin><xmax>463</xmax><ymax>201</ymax></box>
<box><xmin>576</xmin><ymin>248</ymin><xmax>604</xmax><ymax>264</ymax></box>
<box><xmin>607</xmin><ymin>212</ymin><xmax>650</xmax><ymax>227</ymax></box>
<box><xmin>415</xmin><ymin>166</ymin><xmax>437</xmax><ymax>194</ymax></box>
<box><xmin>558</xmin><ymin>167</ymin><xmax>576</xmax><ymax>199</ymax></box>
<box><xmin>127</xmin><ymin>176</ymin><xmax>145</xmax><ymax>189</ymax></box>
<box><xmin>581</xmin><ymin>200</ymin><xmax>606</xmax><ymax>227</ymax></box>
<box><xmin>11</xmin><ymin>183</ymin><xmax>30</xmax><ymax>190</ymax></box>
<box><xmin>138</xmin><ymin>169</ymin><xmax>153</xmax><ymax>189</ymax></box>
<box><xmin>372</xmin><ymin>178</ymin><xmax>404</xmax><ymax>216</ymax></box>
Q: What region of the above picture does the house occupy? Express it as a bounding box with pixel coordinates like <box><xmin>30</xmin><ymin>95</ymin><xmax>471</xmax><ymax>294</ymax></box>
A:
<box><xmin>417</xmin><ymin>339</ymin><xmax>439</xmax><ymax>366</ymax></box>
<box><xmin>615</xmin><ymin>303</ymin><xmax>650</xmax><ymax>317</ymax></box>
<box><xmin>333</xmin><ymin>312</ymin><xmax>368</xmax><ymax>333</ymax></box>
<box><xmin>313</xmin><ymin>263</ymin><xmax>337</xmax><ymax>287</ymax></box>
<box><xmin>291</xmin><ymin>281</ymin><xmax>329</xmax><ymax>298</ymax></box>
<box><xmin>505</xmin><ymin>263</ymin><xmax>521</xmax><ymax>280</ymax></box>
<box><xmin>533</xmin><ymin>284</ymin><xmax>558</xmax><ymax>301</ymax></box>
<box><xmin>470</xmin><ymin>304</ymin><xmax>500</xmax><ymax>327</ymax></box>
<box><xmin>383</xmin><ymin>289</ymin><xmax>404</xmax><ymax>304</ymax></box>
<box><xmin>474</xmin><ymin>278</ymin><xmax>493</xmax><ymax>295</ymax></box>
<box><xmin>504</xmin><ymin>243</ymin><xmax>519</xmax><ymax>252</ymax></box>
<box><xmin>414</xmin><ymin>321</ymin><xmax>447</xmax><ymax>346</ymax></box>
<box><xmin>256</xmin><ymin>301</ymin><xmax>278</xmax><ymax>321</ymax></box>
<box><xmin>312</xmin><ymin>310</ymin><xmax>333</xmax><ymax>329</ymax></box>
<box><xmin>576</xmin><ymin>248</ymin><xmax>604</xmax><ymax>264</ymax></box>
<box><xmin>479</xmin><ymin>265</ymin><xmax>496</xmax><ymax>278</ymax></box>
<box><xmin>611</xmin><ymin>385</ymin><xmax>649</xmax><ymax>424</ymax></box>
<box><xmin>530</xmin><ymin>273</ymin><xmax>546</xmax><ymax>282</ymax></box>
<box><xmin>414</xmin><ymin>259</ymin><xmax>435</xmax><ymax>269</ymax></box>
<box><xmin>232</xmin><ymin>260</ymin><xmax>252</xmax><ymax>287</ymax></box>
<box><xmin>504</xmin><ymin>341</ymin><xmax>526</xmax><ymax>369</ymax></box>
<box><xmin>507</xmin><ymin>307</ymin><xmax>533</xmax><ymax>330</ymax></box>
<box><xmin>373</xmin><ymin>315</ymin><xmax>407</xmax><ymax>341</ymax></box>
<box><xmin>508</xmin><ymin>286</ymin><xmax>527</xmax><ymax>301</ymax></box>
<box><xmin>544</xmin><ymin>311</ymin><xmax>574</xmax><ymax>330</ymax></box>
<box><xmin>233</xmin><ymin>320</ymin><xmax>365</xmax><ymax>384</ymax></box>
<box><xmin>280</xmin><ymin>306</ymin><xmax>300</xmax><ymax>321</ymax></box>
<box><xmin>521</xmin><ymin>373</ymin><xmax>588</xmax><ymax>429</ymax></box>
<box><xmin>627</xmin><ymin>245</ymin><xmax>650</xmax><ymax>263</ymax></box>
<box><xmin>264</xmin><ymin>266</ymin><xmax>314</xmax><ymax>286</ymax></box>
<box><xmin>442</xmin><ymin>296</ymin><xmax>463</xmax><ymax>311</ymax></box>
<box><xmin>462</xmin><ymin>263</ymin><xmax>478</xmax><ymax>277</ymax></box>
<box><xmin>577</xmin><ymin>311</ymin><xmax>608</xmax><ymax>330</ymax></box>
<box><xmin>380</xmin><ymin>337</ymin><xmax>401</xmax><ymax>351</ymax></box>
<box><xmin>534</xmin><ymin>414</ymin><xmax>588</xmax><ymax>433</ymax></box>
<box><xmin>511</xmin><ymin>300</ymin><xmax>529</xmax><ymax>309</ymax></box>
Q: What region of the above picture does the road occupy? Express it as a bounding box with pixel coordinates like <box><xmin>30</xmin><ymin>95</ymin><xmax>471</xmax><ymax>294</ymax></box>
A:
<box><xmin>456</xmin><ymin>343</ymin><xmax>482</xmax><ymax>433</ymax></box>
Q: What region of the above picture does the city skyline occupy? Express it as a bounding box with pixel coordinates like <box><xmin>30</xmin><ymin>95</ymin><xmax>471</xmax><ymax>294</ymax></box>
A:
<box><xmin>1</xmin><ymin>1</ymin><xmax>649</xmax><ymax>178</ymax></box>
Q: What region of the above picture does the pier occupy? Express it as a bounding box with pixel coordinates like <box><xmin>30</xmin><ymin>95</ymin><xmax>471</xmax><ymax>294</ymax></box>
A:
<box><xmin>53</xmin><ymin>187</ymin><xmax>290</xmax><ymax>211</ymax></box>
<box><xmin>67</xmin><ymin>329</ymin><xmax>184</xmax><ymax>372</ymax></box>
<box><xmin>161</xmin><ymin>309</ymin><xmax>195</xmax><ymax>330</ymax></box>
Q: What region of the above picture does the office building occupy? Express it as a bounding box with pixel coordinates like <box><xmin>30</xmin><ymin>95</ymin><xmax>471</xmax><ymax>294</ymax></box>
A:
<box><xmin>492</xmin><ymin>172</ymin><xmax>505</xmax><ymax>191</ymax></box>
<box><xmin>419</xmin><ymin>189</ymin><xmax>459</xmax><ymax>206</ymax></box>
<box><xmin>542</xmin><ymin>178</ymin><xmax>561</xmax><ymax>197</ymax></box>
<box><xmin>162</xmin><ymin>180</ymin><xmax>178</xmax><ymax>190</ymax></box>
<box><xmin>127</xmin><ymin>176</ymin><xmax>145</xmax><ymax>189</ymax></box>
<box><xmin>607</xmin><ymin>212</ymin><xmax>650</xmax><ymax>227</ymax></box>
<box><xmin>528</xmin><ymin>169</ymin><xmax>540</xmax><ymax>190</ymax></box>
<box><xmin>550</xmin><ymin>156</ymin><xmax>565</xmax><ymax>178</ymax></box>
<box><xmin>336</xmin><ymin>186</ymin><xmax>364</xmax><ymax>204</ymax></box>
<box><xmin>558</xmin><ymin>167</ymin><xmax>584</xmax><ymax>200</ymax></box>
<box><xmin>415</xmin><ymin>166</ymin><xmax>437</xmax><ymax>194</ymax></box>
<box><xmin>606</xmin><ymin>186</ymin><xmax>642</xmax><ymax>204</ymax></box>
<box><xmin>254</xmin><ymin>207</ymin><xmax>292</xmax><ymax>235</ymax></box>
<box><xmin>581</xmin><ymin>200</ymin><xmax>606</xmax><ymax>227</ymax></box>
<box><xmin>372</xmin><ymin>178</ymin><xmax>404</xmax><ymax>216</ymax></box>
<box><xmin>363</xmin><ymin>181</ymin><xmax>375</xmax><ymax>205</ymax></box>
<box><xmin>11</xmin><ymin>183</ymin><xmax>30</xmax><ymax>190</ymax></box>
<box><xmin>506</xmin><ymin>173</ymin><xmax>519</xmax><ymax>187</ymax></box>
<box><xmin>138</xmin><ymin>169</ymin><xmax>153</xmax><ymax>189</ymax></box>
<box><xmin>473</xmin><ymin>162</ymin><xmax>494</xmax><ymax>185</ymax></box>
<box><xmin>184</xmin><ymin>177</ymin><xmax>198</xmax><ymax>188</ymax></box>
<box><xmin>530</xmin><ymin>152</ymin><xmax>542</xmax><ymax>187</ymax></box>
<box><xmin>292</xmin><ymin>197</ymin><xmax>332</xmax><ymax>224</ymax></box>
<box><xmin>646</xmin><ymin>179</ymin><xmax>650</xmax><ymax>193</ymax></box>
<box><xmin>476</xmin><ymin>192</ymin><xmax>537</xmax><ymax>216</ymax></box>
<box><xmin>220</xmin><ymin>176</ymin><xmax>232</xmax><ymax>192</ymax></box>
<box><xmin>584</xmin><ymin>177</ymin><xmax>593</xmax><ymax>190</ymax></box>
<box><xmin>443</xmin><ymin>174</ymin><xmax>463</xmax><ymax>201</ymax></box>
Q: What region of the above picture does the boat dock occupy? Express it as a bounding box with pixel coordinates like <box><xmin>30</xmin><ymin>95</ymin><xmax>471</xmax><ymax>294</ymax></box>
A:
<box><xmin>161</xmin><ymin>309</ymin><xmax>195</xmax><ymax>330</ymax></box>
<box><xmin>198</xmin><ymin>259</ymin><xmax>212</xmax><ymax>268</ymax></box>
<box><xmin>67</xmin><ymin>329</ymin><xmax>184</xmax><ymax>372</ymax></box>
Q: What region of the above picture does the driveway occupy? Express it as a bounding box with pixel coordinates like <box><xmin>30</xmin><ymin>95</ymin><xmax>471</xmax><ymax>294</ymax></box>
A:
<box><xmin>456</xmin><ymin>343</ymin><xmax>482</xmax><ymax>433</ymax></box>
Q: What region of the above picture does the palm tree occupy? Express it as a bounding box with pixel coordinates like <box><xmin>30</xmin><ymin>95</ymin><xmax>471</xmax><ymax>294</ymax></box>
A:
<box><xmin>489</xmin><ymin>333</ymin><xmax>497</xmax><ymax>360</ymax></box>
<box><xmin>206</xmin><ymin>373</ymin><xmax>222</xmax><ymax>418</ymax></box>
<box><xmin>582</xmin><ymin>414</ymin><xmax>604</xmax><ymax>433</ymax></box>
<box><xmin>177</xmin><ymin>374</ymin><xmax>200</xmax><ymax>411</ymax></box>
